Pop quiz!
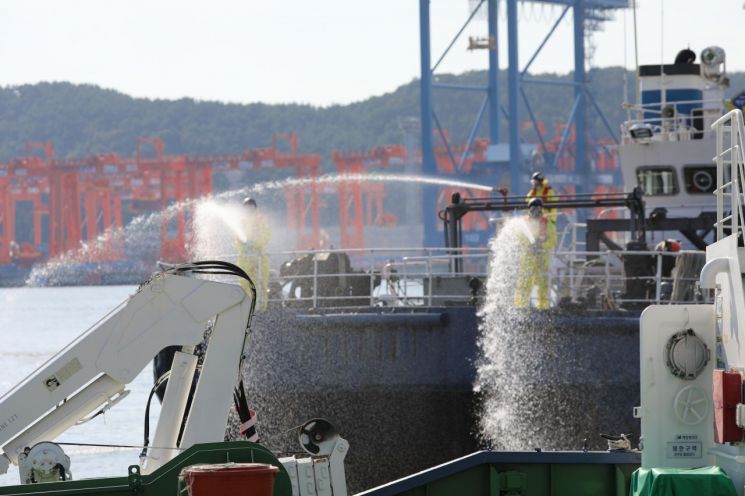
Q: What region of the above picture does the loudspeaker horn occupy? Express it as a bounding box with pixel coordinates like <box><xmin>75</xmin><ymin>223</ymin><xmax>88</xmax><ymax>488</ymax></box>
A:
<box><xmin>298</xmin><ymin>418</ymin><xmax>339</xmax><ymax>456</ymax></box>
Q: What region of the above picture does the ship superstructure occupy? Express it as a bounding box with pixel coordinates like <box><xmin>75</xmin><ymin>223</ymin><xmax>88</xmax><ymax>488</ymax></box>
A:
<box><xmin>620</xmin><ymin>47</ymin><xmax>728</xmax><ymax>223</ymax></box>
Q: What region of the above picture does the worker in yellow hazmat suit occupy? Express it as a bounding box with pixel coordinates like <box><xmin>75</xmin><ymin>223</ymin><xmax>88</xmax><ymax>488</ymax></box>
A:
<box><xmin>514</xmin><ymin>198</ymin><xmax>557</xmax><ymax>310</ymax></box>
<box><xmin>236</xmin><ymin>197</ymin><xmax>271</xmax><ymax>310</ymax></box>
<box><xmin>526</xmin><ymin>171</ymin><xmax>556</xmax><ymax>219</ymax></box>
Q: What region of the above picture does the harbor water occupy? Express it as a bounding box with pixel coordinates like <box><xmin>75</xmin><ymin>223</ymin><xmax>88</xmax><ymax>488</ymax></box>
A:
<box><xmin>0</xmin><ymin>285</ymin><xmax>154</xmax><ymax>485</ymax></box>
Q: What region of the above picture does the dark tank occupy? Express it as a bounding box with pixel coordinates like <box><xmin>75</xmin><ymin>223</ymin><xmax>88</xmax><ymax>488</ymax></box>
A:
<box><xmin>240</xmin><ymin>304</ymin><xmax>641</xmax><ymax>492</ymax></box>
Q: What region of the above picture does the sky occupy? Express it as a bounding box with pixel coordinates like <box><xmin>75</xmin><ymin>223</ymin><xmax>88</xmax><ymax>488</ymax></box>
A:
<box><xmin>0</xmin><ymin>0</ymin><xmax>740</xmax><ymax>107</ymax></box>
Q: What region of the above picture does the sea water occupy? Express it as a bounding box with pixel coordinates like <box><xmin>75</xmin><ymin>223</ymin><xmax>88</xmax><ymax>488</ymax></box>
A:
<box><xmin>0</xmin><ymin>285</ymin><xmax>155</xmax><ymax>485</ymax></box>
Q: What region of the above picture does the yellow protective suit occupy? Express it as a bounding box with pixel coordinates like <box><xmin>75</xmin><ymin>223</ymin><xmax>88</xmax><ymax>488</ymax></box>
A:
<box><xmin>526</xmin><ymin>180</ymin><xmax>557</xmax><ymax>221</ymax></box>
<box><xmin>514</xmin><ymin>213</ymin><xmax>557</xmax><ymax>310</ymax></box>
<box><xmin>236</xmin><ymin>212</ymin><xmax>271</xmax><ymax>310</ymax></box>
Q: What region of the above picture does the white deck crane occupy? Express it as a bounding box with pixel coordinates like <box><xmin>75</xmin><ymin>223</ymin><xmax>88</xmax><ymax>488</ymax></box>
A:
<box><xmin>0</xmin><ymin>261</ymin><xmax>254</xmax><ymax>482</ymax></box>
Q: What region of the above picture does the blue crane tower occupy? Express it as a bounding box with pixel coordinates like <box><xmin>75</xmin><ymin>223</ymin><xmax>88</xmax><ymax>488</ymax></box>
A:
<box><xmin>419</xmin><ymin>0</ymin><xmax>627</xmax><ymax>246</ymax></box>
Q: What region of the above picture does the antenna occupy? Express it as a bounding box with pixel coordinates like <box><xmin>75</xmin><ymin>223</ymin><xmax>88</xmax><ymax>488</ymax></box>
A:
<box><xmin>659</xmin><ymin>0</ymin><xmax>666</xmax><ymax>110</ymax></box>
<box><xmin>622</xmin><ymin>7</ymin><xmax>629</xmax><ymax>122</ymax></box>
<box><xmin>633</xmin><ymin>0</ymin><xmax>640</xmax><ymax>118</ymax></box>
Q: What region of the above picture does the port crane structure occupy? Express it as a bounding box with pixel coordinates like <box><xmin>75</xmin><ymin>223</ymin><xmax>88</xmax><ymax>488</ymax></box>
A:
<box><xmin>418</xmin><ymin>0</ymin><xmax>627</xmax><ymax>245</ymax></box>
<box><xmin>0</xmin><ymin>135</ymin><xmax>323</xmax><ymax>271</ymax></box>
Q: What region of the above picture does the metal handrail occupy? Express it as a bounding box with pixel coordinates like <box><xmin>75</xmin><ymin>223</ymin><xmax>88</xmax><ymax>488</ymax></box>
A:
<box><xmin>621</xmin><ymin>98</ymin><xmax>725</xmax><ymax>144</ymax></box>
<box><xmin>712</xmin><ymin>109</ymin><xmax>745</xmax><ymax>240</ymax></box>
<box><xmin>231</xmin><ymin>246</ymin><xmax>709</xmax><ymax>310</ymax></box>
<box><xmin>624</xmin><ymin>98</ymin><xmax>724</xmax><ymax>117</ymax></box>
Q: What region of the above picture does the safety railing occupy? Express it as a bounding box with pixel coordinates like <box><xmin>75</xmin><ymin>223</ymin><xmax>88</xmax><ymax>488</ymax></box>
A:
<box><xmin>224</xmin><ymin>246</ymin><xmax>710</xmax><ymax>310</ymax></box>
<box><xmin>551</xmin><ymin>249</ymin><xmax>708</xmax><ymax>309</ymax></box>
<box><xmin>713</xmin><ymin>109</ymin><xmax>745</xmax><ymax>241</ymax></box>
<box><xmin>621</xmin><ymin>99</ymin><xmax>724</xmax><ymax>144</ymax></box>
<box><xmin>261</xmin><ymin>246</ymin><xmax>489</xmax><ymax>309</ymax></box>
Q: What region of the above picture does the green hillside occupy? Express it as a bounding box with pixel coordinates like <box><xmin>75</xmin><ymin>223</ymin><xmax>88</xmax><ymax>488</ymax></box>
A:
<box><xmin>1</xmin><ymin>68</ymin><xmax>744</xmax><ymax>164</ymax></box>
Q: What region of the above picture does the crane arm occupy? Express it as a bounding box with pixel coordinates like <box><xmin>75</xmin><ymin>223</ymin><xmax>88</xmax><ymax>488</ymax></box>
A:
<box><xmin>0</xmin><ymin>265</ymin><xmax>252</xmax><ymax>474</ymax></box>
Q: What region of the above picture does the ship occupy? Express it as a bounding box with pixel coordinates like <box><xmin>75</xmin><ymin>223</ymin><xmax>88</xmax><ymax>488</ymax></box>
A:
<box><xmin>221</xmin><ymin>45</ymin><xmax>734</xmax><ymax>492</ymax></box>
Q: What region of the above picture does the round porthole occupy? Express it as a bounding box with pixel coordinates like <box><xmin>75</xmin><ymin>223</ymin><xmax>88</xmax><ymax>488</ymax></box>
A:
<box><xmin>692</xmin><ymin>170</ymin><xmax>714</xmax><ymax>192</ymax></box>
<box><xmin>664</xmin><ymin>328</ymin><xmax>710</xmax><ymax>380</ymax></box>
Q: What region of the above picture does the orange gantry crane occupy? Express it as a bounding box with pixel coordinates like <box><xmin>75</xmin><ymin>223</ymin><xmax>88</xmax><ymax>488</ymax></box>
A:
<box><xmin>0</xmin><ymin>148</ymin><xmax>49</xmax><ymax>267</ymax></box>
<box><xmin>332</xmin><ymin>144</ymin><xmax>407</xmax><ymax>249</ymax></box>
<box><xmin>0</xmin><ymin>134</ymin><xmax>322</xmax><ymax>269</ymax></box>
<box><xmin>0</xmin><ymin>129</ymin><xmax>622</xmax><ymax>272</ymax></box>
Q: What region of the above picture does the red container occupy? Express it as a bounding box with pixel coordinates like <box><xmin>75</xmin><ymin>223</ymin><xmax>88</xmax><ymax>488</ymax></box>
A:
<box><xmin>180</xmin><ymin>463</ymin><xmax>279</xmax><ymax>496</ymax></box>
<box><xmin>713</xmin><ymin>369</ymin><xmax>743</xmax><ymax>443</ymax></box>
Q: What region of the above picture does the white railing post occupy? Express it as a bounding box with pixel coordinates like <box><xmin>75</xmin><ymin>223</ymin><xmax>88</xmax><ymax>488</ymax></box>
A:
<box><xmin>713</xmin><ymin>109</ymin><xmax>745</xmax><ymax>241</ymax></box>
<box><xmin>570</xmin><ymin>224</ymin><xmax>577</xmax><ymax>299</ymax></box>
<box><xmin>605</xmin><ymin>252</ymin><xmax>612</xmax><ymax>304</ymax></box>
<box><xmin>716</xmin><ymin>116</ymin><xmax>724</xmax><ymax>240</ymax></box>
<box><xmin>655</xmin><ymin>254</ymin><xmax>663</xmax><ymax>304</ymax></box>
<box><xmin>547</xmin><ymin>250</ymin><xmax>553</xmax><ymax>306</ymax></box>
<box><xmin>427</xmin><ymin>250</ymin><xmax>433</xmax><ymax>307</ymax></box>
<box><xmin>403</xmin><ymin>258</ymin><xmax>409</xmax><ymax>305</ymax></box>
<box><xmin>312</xmin><ymin>257</ymin><xmax>318</xmax><ymax>308</ymax></box>
<box><xmin>732</xmin><ymin>123</ymin><xmax>739</xmax><ymax>239</ymax></box>
<box><xmin>735</xmin><ymin>111</ymin><xmax>745</xmax><ymax>237</ymax></box>
<box><xmin>368</xmin><ymin>253</ymin><xmax>374</xmax><ymax>307</ymax></box>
